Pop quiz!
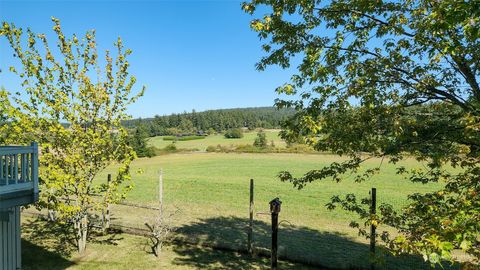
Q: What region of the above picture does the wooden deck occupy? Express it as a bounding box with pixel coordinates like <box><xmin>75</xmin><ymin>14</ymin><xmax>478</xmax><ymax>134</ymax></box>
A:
<box><xmin>0</xmin><ymin>143</ymin><xmax>38</xmax><ymax>270</ymax></box>
<box><xmin>0</xmin><ymin>143</ymin><xmax>39</xmax><ymax>208</ymax></box>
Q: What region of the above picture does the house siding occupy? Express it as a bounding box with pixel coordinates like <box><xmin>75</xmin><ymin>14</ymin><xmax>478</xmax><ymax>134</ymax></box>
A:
<box><xmin>0</xmin><ymin>206</ymin><xmax>21</xmax><ymax>270</ymax></box>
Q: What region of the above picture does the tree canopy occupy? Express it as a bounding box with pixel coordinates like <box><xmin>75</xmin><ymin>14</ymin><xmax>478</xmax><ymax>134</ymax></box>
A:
<box><xmin>1</xmin><ymin>18</ymin><xmax>144</xmax><ymax>253</ymax></box>
<box><xmin>244</xmin><ymin>0</ymin><xmax>479</xmax><ymax>266</ymax></box>
<box><xmin>123</xmin><ymin>107</ymin><xmax>295</xmax><ymax>136</ymax></box>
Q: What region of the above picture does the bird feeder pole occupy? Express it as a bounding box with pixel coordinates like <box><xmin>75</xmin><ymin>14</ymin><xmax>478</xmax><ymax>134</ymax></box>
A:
<box><xmin>269</xmin><ymin>197</ymin><xmax>282</xmax><ymax>270</ymax></box>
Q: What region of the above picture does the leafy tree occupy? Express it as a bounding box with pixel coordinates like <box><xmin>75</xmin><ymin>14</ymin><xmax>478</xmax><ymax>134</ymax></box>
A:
<box><xmin>178</xmin><ymin>118</ymin><xmax>195</xmax><ymax>134</ymax></box>
<box><xmin>1</xmin><ymin>18</ymin><xmax>144</xmax><ymax>253</ymax></box>
<box><xmin>207</xmin><ymin>128</ymin><xmax>216</xmax><ymax>135</ymax></box>
<box><xmin>224</xmin><ymin>128</ymin><xmax>244</xmax><ymax>139</ymax></box>
<box><xmin>253</xmin><ymin>129</ymin><xmax>268</xmax><ymax>148</ymax></box>
<box><xmin>129</xmin><ymin>125</ymin><xmax>155</xmax><ymax>158</ymax></box>
<box><xmin>244</xmin><ymin>0</ymin><xmax>480</xmax><ymax>266</ymax></box>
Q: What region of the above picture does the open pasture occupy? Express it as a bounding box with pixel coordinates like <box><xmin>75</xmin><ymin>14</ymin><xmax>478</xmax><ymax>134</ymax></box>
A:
<box><xmin>147</xmin><ymin>130</ymin><xmax>286</xmax><ymax>151</ymax></box>
<box><xmin>95</xmin><ymin>152</ymin><xmax>451</xmax><ymax>269</ymax></box>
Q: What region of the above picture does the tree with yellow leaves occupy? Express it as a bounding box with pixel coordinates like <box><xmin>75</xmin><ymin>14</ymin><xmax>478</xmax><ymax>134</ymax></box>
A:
<box><xmin>1</xmin><ymin>17</ymin><xmax>145</xmax><ymax>253</ymax></box>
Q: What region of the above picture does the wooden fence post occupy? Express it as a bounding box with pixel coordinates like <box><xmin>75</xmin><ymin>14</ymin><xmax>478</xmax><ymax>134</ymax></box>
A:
<box><xmin>370</xmin><ymin>187</ymin><xmax>377</xmax><ymax>270</ymax></box>
<box><xmin>159</xmin><ymin>169</ymin><xmax>163</xmax><ymax>220</ymax></box>
<box><xmin>248</xmin><ymin>179</ymin><xmax>254</xmax><ymax>255</ymax></box>
<box><xmin>103</xmin><ymin>174</ymin><xmax>111</xmax><ymax>232</ymax></box>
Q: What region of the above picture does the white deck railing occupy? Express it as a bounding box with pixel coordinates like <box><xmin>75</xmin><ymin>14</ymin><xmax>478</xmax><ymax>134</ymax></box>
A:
<box><xmin>0</xmin><ymin>142</ymin><xmax>38</xmax><ymax>196</ymax></box>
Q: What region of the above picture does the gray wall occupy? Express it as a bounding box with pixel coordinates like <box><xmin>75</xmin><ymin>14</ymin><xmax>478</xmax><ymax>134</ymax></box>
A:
<box><xmin>0</xmin><ymin>206</ymin><xmax>21</xmax><ymax>270</ymax></box>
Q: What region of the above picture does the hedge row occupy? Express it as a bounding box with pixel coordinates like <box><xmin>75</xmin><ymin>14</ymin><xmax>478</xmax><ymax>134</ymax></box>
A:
<box><xmin>163</xmin><ymin>136</ymin><xmax>206</xmax><ymax>141</ymax></box>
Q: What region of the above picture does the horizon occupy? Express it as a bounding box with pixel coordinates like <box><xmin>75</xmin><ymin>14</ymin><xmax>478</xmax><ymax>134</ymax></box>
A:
<box><xmin>0</xmin><ymin>0</ymin><xmax>295</xmax><ymax>118</ymax></box>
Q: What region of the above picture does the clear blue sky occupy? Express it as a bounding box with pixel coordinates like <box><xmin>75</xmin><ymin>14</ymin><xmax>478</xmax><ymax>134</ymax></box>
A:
<box><xmin>0</xmin><ymin>0</ymin><xmax>294</xmax><ymax>118</ymax></box>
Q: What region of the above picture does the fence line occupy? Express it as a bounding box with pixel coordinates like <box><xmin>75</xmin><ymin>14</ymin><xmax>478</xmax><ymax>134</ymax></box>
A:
<box><xmin>22</xmin><ymin>182</ymin><xmax>461</xmax><ymax>270</ymax></box>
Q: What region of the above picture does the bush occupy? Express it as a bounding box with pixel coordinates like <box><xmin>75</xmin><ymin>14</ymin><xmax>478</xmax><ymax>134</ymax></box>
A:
<box><xmin>206</xmin><ymin>144</ymin><xmax>234</xmax><ymax>153</ymax></box>
<box><xmin>206</xmin><ymin>145</ymin><xmax>217</xmax><ymax>152</ymax></box>
<box><xmin>253</xmin><ymin>130</ymin><xmax>267</xmax><ymax>148</ymax></box>
<box><xmin>178</xmin><ymin>136</ymin><xmax>205</xmax><ymax>141</ymax></box>
<box><xmin>129</xmin><ymin>126</ymin><xmax>156</xmax><ymax>158</ymax></box>
<box><xmin>236</xmin><ymin>144</ymin><xmax>271</xmax><ymax>153</ymax></box>
<box><xmin>224</xmin><ymin>128</ymin><xmax>243</xmax><ymax>139</ymax></box>
<box><xmin>207</xmin><ymin>128</ymin><xmax>216</xmax><ymax>135</ymax></box>
<box><xmin>163</xmin><ymin>143</ymin><xmax>177</xmax><ymax>152</ymax></box>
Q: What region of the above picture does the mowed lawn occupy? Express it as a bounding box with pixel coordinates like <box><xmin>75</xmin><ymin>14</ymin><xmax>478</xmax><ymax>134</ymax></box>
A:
<box><xmin>147</xmin><ymin>129</ymin><xmax>287</xmax><ymax>151</ymax></box>
<box><xmin>95</xmin><ymin>152</ymin><xmax>452</xmax><ymax>269</ymax></box>
<box><xmin>21</xmin><ymin>218</ymin><xmax>316</xmax><ymax>270</ymax></box>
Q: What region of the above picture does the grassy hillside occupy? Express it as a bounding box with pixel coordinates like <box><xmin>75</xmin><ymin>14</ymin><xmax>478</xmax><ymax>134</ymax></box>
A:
<box><xmin>147</xmin><ymin>129</ymin><xmax>287</xmax><ymax>151</ymax></box>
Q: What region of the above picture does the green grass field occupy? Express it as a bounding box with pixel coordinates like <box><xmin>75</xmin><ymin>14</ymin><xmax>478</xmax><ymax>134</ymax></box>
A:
<box><xmin>91</xmin><ymin>152</ymin><xmax>453</xmax><ymax>269</ymax></box>
<box><xmin>147</xmin><ymin>129</ymin><xmax>286</xmax><ymax>151</ymax></box>
<box><xmin>23</xmin><ymin>130</ymin><xmax>459</xmax><ymax>269</ymax></box>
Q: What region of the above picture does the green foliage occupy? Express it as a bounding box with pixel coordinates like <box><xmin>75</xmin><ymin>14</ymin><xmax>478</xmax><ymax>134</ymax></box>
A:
<box><xmin>253</xmin><ymin>130</ymin><xmax>267</xmax><ymax>148</ymax></box>
<box><xmin>244</xmin><ymin>0</ymin><xmax>480</xmax><ymax>266</ymax></box>
<box><xmin>129</xmin><ymin>125</ymin><xmax>155</xmax><ymax>158</ymax></box>
<box><xmin>163</xmin><ymin>135</ymin><xmax>205</xmax><ymax>141</ymax></box>
<box><xmin>224</xmin><ymin>128</ymin><xmax>244</xmax><ymax>139</ymax></box>
<box><xmin>0</xmin><ymin>18</ymin><xmax>144</xmax><ymax>253</ymax></box>
<box><xmin>205</xmin><ymin>142</ymin><xmax>313</xmax><ymax>154</ymax></box>
<box><xmin>207</xmin><ymin>128</ymin><xmax>216</xmax><ymax>135</ymax></box>
<box><xmin>163</xmin><ymin>143</ymin><xmax>177</xmax><ymax>152</ymax></box>
<box><xmin>123</xmin><ymin>107</ymin><xmax>295</xmax><ymax>136</ymax></box>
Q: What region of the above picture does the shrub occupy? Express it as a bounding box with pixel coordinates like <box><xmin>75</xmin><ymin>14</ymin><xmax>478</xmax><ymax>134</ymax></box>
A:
<box><xmin>206</xmin><ymin>145</ymin><xmax>217</xmax><ymax>152</ymax></box>
<box><xmin>207</xmin><ymin>128</ymin><xmax>216</xmax><ymax>135</ymax></box>
<box><xmin>163</xmin><ymin>143</ymin><xmax>177</xmax><ymax>152</ymax></box>
<box><xmin>253</xmin><ymin>130</ymin><xmax>267</xmax><ymax>148</ymax></box>
<box><xmin>177</xmin><ymin>136</ymin><xmax>205</xmax><ymax>141</ymax></box>
<box><xmin>206</xmin><ymin>144</ymin><xmax>233</xmax><ymax>153</ymax></box>
<box><xmin>224</xmin><ymin>128</ymin><xmax>243</xmax><ymax>139</ymax></box>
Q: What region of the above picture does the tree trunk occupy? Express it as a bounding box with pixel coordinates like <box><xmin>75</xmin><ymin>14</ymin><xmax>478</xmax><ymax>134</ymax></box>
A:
<box><xmin>75</xmin><ymin>214</ymin><xmax>88</xmax><ymax>253</ymax></box>
<box><xmin>48</xmin><ymin>209</ymin><xmax>56</xmax><ymax>222</ymax></box>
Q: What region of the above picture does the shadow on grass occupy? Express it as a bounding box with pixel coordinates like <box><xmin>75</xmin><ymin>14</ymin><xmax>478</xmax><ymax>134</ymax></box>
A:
<box><xmin>22</xmin><ymin>218</ymin><xmax>77</xmax><ymax>257</ymax></box>
<box><xmin>172</xmin><ymin>244</ymin><xmax>318</xmax><ymax>270</ymax></box>
<box><xmin>173</xmin><ymin>216</ymin><xmax>459</xmax><ymax>270</ymax></box>
<box><xmin>22</xmin><ymin>239</ymin><xmax>76</xmax><ymax>270</ymax></box>
<box><xmin>21</xmin><ymin>217</ymin><xmax>124</xmax><ymax>269</ymax></box>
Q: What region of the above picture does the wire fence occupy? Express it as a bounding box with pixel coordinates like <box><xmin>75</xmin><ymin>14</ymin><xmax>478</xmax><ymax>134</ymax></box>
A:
<box><xmin>23</xmin><ymin>179</ymin><xmax>463</xmax><ymax>270</ymax></box>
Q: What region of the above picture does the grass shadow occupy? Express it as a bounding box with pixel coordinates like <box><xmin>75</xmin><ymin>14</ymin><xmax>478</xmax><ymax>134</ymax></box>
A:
<box><xmin>173</xmin><ymin>216</ymin><xmax>459</xmax><ymax>270</ymax></box>
<box><xmin>172</xmin><ymin>243</ymin><xmax>318</xmax><ymax>270</ymax></box>
<box><xmin>88</xmin><ymin>227</ymin><xmax>124</xmax><ymax>246</ymax></box>
<box><xmin>21</xmin><ymin>217</ymin><xmax>125</xmax><ymax>269</ymax></box>
<box><xmin>22</xmin><ymin>239</ymin><xmax>76</xmax><ymax>270</ymax></box>
<box><xmin>22</xmin><ymin>217</ymin><xmax>77</xmax><ymax>257</ymax></box>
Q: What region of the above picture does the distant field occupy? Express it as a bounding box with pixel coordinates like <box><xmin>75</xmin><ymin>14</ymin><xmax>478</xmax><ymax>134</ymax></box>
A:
<box><xmin>93</xmin><ymin>152</ymin><xmax>452</xmax><ymax>269</ymax></box>
<box><xmin>147</xmin><ymin>129</ymin><xmax>287</xmax><ymax>151</ymax></box>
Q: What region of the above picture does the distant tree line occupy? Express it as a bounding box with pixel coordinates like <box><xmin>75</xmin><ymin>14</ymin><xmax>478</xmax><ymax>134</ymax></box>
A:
<box><xmin>123</xmin><ymin>107</ymin><xmax>295</xmax><ymax>137</ymax></box>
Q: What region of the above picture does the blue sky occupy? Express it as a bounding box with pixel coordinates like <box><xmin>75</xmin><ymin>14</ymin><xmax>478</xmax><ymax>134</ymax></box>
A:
<box><xmin>0</xmin><ymin>0</ymin><xmax>294</xmax><ymax>118</ymax></box>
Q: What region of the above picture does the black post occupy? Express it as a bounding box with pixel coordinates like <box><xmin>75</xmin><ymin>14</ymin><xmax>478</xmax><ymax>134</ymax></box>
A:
<box><xmin>271</xmin><ymin>211</ymin><xmax>278</xmax><ymax>270</ymax></box>
<box><xmin>370</xmin><ymin>187</ymin><xmax>377</xmax><ymax>270</ymax></box>
<box><xmin>269</xmin><ymin>198</ymin><xmax>281</xmax><ymax>270</ymax></box>
<box><xmin>248</xmin><ymin>179</ymin><xmax>254</xmax><ymax>255</ymax></box>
